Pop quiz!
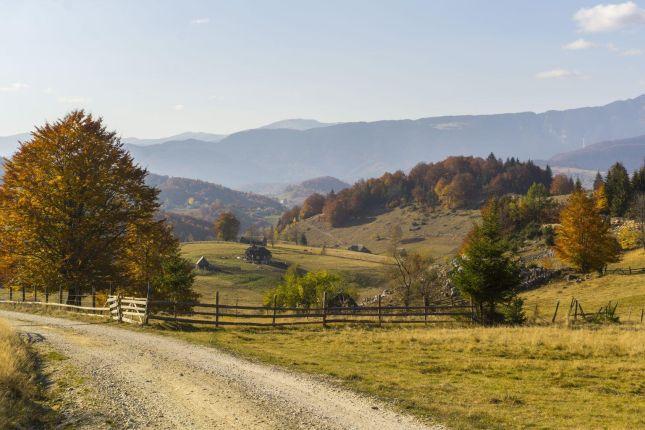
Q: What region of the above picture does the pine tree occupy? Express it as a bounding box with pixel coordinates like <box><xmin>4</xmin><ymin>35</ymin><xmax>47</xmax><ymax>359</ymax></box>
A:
<box><xmin>632</xmin><ymin>164</ymin><xmax>645</xmax><ymax>193</ymax></box>
<box><xmin>593</xmin><ymin>171</ymin><xmax>604</xmax><ymax>190</ymax></box>
<box><xmin>451</xmin><ymin>199</ymin><xmax>521</xmax><ymax>324</ymax></box>
<box><xmin>605</xmin><ymin>163</ymin><xmax>632</xmax><ymax>217</ymax></box>
<box><xmin>555</xmin><ymin>190</ymin><xmax>620</xmax><ymax>273</ymax></box>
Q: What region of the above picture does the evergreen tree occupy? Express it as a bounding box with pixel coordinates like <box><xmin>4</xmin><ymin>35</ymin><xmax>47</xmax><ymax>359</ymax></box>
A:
<box><xmin>555</xmin><ymin>190</ymin><xmax>620</xmax><ymax>273</ymax></box>
<box><xmin>593</xmin><ymin>171</ymin><xmax>604</xmax><ymax>190</ymax></box>
<box><xmin>605</xmin><ymin>163</ymin><xmax>632</xmax><ymax>217</ymax></box>
<box><xmin>632</xmin><ymin>164</ymin><xmax>645</xmax><ymax>193</ymax></box>
<box><xmin>451</xmin><ymin>199</ymin><xmax>521</xmax><ymax>324</ymax></box>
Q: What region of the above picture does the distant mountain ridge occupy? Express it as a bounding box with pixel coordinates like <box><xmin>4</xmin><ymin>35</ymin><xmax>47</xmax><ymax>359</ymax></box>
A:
<box><xmin>548</xmin><ymin>135</ymin><xmax>645</xmax><ymax>172</ymax></box>
<box><xmin>259</xmin><ymin>118</ymin><xmax>339</xmax><ymax>130</ymax></box>
<box><xmin>125</xmin><ymin>95</ymin><xmax>645</xmax><ymax>187</ymax></box>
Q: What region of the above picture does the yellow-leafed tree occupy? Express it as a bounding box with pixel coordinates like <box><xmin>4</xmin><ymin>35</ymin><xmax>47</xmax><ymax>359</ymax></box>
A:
<box><xmin>554</xmin><ymin>190</ymin><xmax>620</xmax><ymax>273</ymax></box>
<box><xmin>0</xmin><ymin>111</ymin><xmax>195</xmax><ymax>304</ymax></box>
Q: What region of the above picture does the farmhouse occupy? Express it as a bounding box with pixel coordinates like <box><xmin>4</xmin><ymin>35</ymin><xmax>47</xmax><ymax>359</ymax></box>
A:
<box><xmin>195</xmin><ymin>256</ymin><xmax>216</xmax><ymax>272</ymax></box>
<box><xmin>244</xmin><ymin>244</ymin><xmax>272</xmax><ymax>264</ymax></box>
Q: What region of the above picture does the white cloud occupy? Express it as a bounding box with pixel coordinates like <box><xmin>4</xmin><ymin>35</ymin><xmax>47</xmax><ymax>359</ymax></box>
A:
<box><xmin>58</xmin><ymin>96</ymin><xmax>90</xmax><ymax>103</ymax></box>
<box><xmin>190</xmin><ymin>17</ymin><xmax>210</xmax><ymax>25</ymax></box>
<box><xmin>0</xmin><ymin>82</ymin><xmax>29</xmax><ymax>92</ymax></box>
<box><xmin>621</xmin><ymin>48</ymin><xmax>643</xmax><ymax>55</ymax></box>
<box><xmin>173</xmin><ymin>104</ymin><xmax>185</xmax><ymax>111</ymax></box>
<box><xmin>535</xmin><ymin>69</ymin><xmax>584</xmax><ymax>79</ymax></box>
<box><xmin>43</xmin><ymin>87</ymin><xmax>54</xmax><ymax>94</ymax></box>
<box><xmin>563</xmin><ymin>38</ymin><xmax>598</xmax><ymax>50</ymax></box>
<box><xmin>574</xmin><ymin>2</ymin><xmax>645</xmax><ymax>33</ymax></box>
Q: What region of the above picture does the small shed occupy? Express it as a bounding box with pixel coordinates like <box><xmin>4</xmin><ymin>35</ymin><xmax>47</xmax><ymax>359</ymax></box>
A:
<box><xmin>195</xmin><ymin>256</ymin><xmax>216</xmax><ymax>272</ymax></box>
<box><xmin>347</xmin><ymin>244</ymin><xmax>371</xmax><ymax>254</ymax></box>
<box><xmin>244</xmin><ymin>245</ymin><xmax>272</xmax><ymax>264</ymax></box>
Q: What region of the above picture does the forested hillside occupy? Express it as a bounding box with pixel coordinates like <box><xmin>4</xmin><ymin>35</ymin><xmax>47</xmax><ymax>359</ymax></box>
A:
<box><xmin>278</xmin><ymin>154</ymin><xmax>552</xmax><ymax>229</ymax></box>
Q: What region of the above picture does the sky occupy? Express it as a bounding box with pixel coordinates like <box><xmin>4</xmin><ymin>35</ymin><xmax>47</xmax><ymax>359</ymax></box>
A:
<box><xmin>1</xmin><ymin>0</ymin><xmax>644</xmax><ymax>137</ymax></box>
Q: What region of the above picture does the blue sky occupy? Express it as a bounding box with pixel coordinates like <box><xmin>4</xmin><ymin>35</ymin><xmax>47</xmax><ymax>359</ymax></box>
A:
<box><xmin>1</xmin><ymin>0</ymin><xmax>644</xmax><ymax>137</ymax></box>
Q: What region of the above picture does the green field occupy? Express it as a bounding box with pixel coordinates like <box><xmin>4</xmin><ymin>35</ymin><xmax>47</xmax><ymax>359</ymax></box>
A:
<box><xmin>181</xmin><ymin>241</ymin><xmax>392</xmax><ymax>305</ymax></box>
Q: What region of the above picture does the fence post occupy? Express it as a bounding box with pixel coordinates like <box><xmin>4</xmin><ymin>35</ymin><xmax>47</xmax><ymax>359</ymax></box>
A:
<box><xmin>144</xmin><ymin>282</ymin><xmax>151</xmax><ymax>325</ymax></box>
<box><xmin>59</xmin><ymin>286</ymin><xmax>63</xmax><ymax>304</ymax></box>
<box><xmin>22</xmin><ymin>286</ymin><xmax>25</xmax><ymax>302</ymax></box>
<box><xmin>322</xmin><ymin>291</ymin><xmax>327</xmax><ymax>327</ymax></box>
<box><xmin>272</xmin><ymin>295</ymin><xmax>277</xmax><ymax>327</ymax></box>
<box><xmin>424</xmin><ymin>295</ymin><xmax>428</xmax><ymax>325</ymax></box>
<box><xmin>378</xmin><ymin>295</ymin><xmax>382</xmax><ymax>327</ymax></box>
<box><xmin>34</xmin><ymin>286</ymin><xmax>37</xmax><ymax>302</ymax></box>
<box><xmin>9</xmin><ymin>286</ymin><xmax>13</xmax><ymax>301</ymax></box>
<box><xmin>45</xmin><ymin>287</ymin><xmax>49</xmax><ymax>303</ymax></box>
<box><xmin>551</xmin><ymin>300</ymin><xmax>560</xmax><ymax>323</ymax></box>
<box><xmin>640</xmin><ymin>308</ymin><xmax>643</xmax><ymax>324</ymax></box>
<box><xmin>215</xmin><ymin>291</ymin><xmax>219</xmax><ymax>328</ymax></box>
<box><xmin>117</xmin><ymin>295</ymin><xmax>123</xmax><ymax>323</ymax></box>
<box><xmin>573</xmin><ymin>299</ymin><xmax>578</xmax><ymax>322</ymax></box>
<box><xmin>92</xmin><ymin>285</ymin><xmax>96</xmax><ymax>308</ymax></box>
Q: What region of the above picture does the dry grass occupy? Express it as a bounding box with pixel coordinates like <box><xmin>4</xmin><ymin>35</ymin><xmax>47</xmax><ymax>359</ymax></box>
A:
<box><xmin>174</xmin><ymin>325</ymin><xmax>645</xmax><ymax>430</ymax></box>
<box><xmin>522</xmin><ymin>250</ymin><xmax>645</xmax><ymax>322</ymax></box>
<box><xmin>0</xmin><ymin>319</ymin><xmax>45</xmax><ymax>429</ymax></box>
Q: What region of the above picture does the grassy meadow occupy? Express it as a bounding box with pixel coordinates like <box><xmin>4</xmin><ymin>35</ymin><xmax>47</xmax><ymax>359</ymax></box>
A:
<box><xmin>0</xmin><ymin>319</ymin><xmax>49</xmax><ymax>429</ymax></box>
<box><xmin>522</xmin><ymin>249</ymin><xmax>645</xmax><ymax>322</ymax></box>
<box><xmin>169</xmin><ymin>324</ymin><xmax>645</xmax><ymax>430</ymax></box>
<box><xmin>181</xmin><ymin>241</ymin><xmax>391</xmax><ymax>305</ymax></box>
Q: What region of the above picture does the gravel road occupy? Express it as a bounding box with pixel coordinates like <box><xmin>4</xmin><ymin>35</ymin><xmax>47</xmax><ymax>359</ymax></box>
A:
<box><xmin>1</xmin><ymin>310</ymin><xmax>443</xmax><ymax>430</ymax></box>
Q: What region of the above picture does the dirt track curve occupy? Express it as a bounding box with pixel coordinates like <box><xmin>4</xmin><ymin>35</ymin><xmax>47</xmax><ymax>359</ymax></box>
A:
<box><xmin>1</xmin><ymin>310</ymin><xmax>444</xmax><ymax>430</ymax></box>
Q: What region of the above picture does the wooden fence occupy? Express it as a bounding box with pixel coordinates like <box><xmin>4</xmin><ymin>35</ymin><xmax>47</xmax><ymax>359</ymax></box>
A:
<box><xmin>148</xmin><ymin>292</ymin><xmax>475</xmax><ymax>327</ymax></box>
<box><xmin>603</xmin><ymin>266</ymin><xmax>645</xmax><ymax>276</ymax></box>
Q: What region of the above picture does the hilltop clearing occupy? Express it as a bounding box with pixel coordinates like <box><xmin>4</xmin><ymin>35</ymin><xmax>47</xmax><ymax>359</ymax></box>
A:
<box><xmin>286</xmin><ymin>206</ymin><xmax>479</xmax><ymax>257</ymax></box>
<box><xmin>181</xmin><ymin>241</ymin><xmax>392</xmax><ymax>305</ymax></box>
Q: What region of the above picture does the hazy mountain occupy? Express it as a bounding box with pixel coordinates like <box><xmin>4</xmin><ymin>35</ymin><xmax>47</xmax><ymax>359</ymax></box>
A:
<box><xmin>125</xmin><ymin>95</ymin><xmax>645</xmax><ymax>188</ymax></box>
<box><xmin>0</xmin><ymin>133</ymin><xmax>31</xmax><ymax>156</ymax></box>
<box><xmin>123</xmin><ymin>132</ymin><xmax>226</xmax><ymax>146</ymax></box>
<box><xmin>146</xmin><ymin>173</ymin><xmax>284</xmax><ymax>234</ymax></box>
<box><xmin>549</xmin><ymin>135</ymin><xmax>645</xmax><ymax>173</ymax></box>
<box><xmin>243</xmin><ymin>176</ymin><xmax>350</xmax><ymax>206</ymax></box>
<box><xmin>259</xmin><ymin>118</ymin><xmax>338</xmax><ymax>131</ymax></box>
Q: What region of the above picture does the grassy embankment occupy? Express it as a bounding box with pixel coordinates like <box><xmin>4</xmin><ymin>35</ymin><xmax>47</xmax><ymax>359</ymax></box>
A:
<box><xmin>0</xmin><ymin>319</ymin><xmax>50</xmax><ymax>429</ymax></box>
<box><xmin>181</xmin><ymin>241</ymin><xmax>392</xmax><ymax>305</ymax></box>
<box><xmin>522</xmin><ymin>249</ymin><xmax>645</xmax><ymax>322</ymax></box>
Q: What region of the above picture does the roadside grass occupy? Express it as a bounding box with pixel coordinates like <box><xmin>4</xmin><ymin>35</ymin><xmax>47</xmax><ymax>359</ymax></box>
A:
<box><xmin>169</xmin><ymin>324</ymin><xmax>645</xmax><ymax>430</ymax></box>
<box><xmin>522</xmin><ymin>250</ymin><xmax>645</xmax><ymax>322</ymax></box>
<box><xmin>0</xmin><ymin>319</ymin><xmax>52</xmax><ymax>429</ymax></box>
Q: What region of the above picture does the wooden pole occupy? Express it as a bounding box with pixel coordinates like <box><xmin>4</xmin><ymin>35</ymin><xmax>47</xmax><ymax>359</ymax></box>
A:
<box><xmin>45</xmin><ymin>287</ymin><xmax>49</xmax><ymax>303</ymax></box>
<box><xmin>92</xmin><ymin>285</ymin><xmax>96</xmax><ymax>308</ymax></box>
<box><xmin>59</xmin><ymin>286</ymin><xmax>63</xmax><ymax>304</ymax></box>
<box><xmin>640</xmin><ymin>309</ymin><xmax>643</xmax><ymax>324</ymax></box>
<box><xmin>378</xmin><ymin>295</ymin><xmax>382</xmax><ymax>327</ymax></box>
<box><xmin>551</xmin><ymin>300</ymin><xmax>560</xmax><ymax>323</ymax></box>
<box><xmin>215</xmin><ymin>291</ymin><xmax>220</xmax><ymax>328</ymax></box>
<box><xmin>22</xmin><ymin>285</ymin><xmax>25</xmax><ymax>302</ymax></box>
<box><xmin>117</xmin><ymin>295</ymin><xmax>123</xmax><ymax>323</ymax></box>
<box><xmin>9</xmin><ymin>286</ymin><xmax>12</xmax><ymax>301</ymax></box>
<box><xmin>272</xmin><ymin>295</ymin><xmax>277</xmax><ymax>327</ymax></box>
<box><xmin>322</xmin><ymin>291</ymin><xmax>327</xmax><ymax>327</ymax></box>
<box><xmin>424</xmin><ymin>295</ymin><xmax>428</xmax><ymax>326</ymax></box>
<box><xmin>34</xmin><ymin>286</ymin><xmax>37</xmax><ymax>302</ymax></box>
<box><xmin>144</xmin><ymin>282</ymin><xmax>151</xmax><ymax>325</ymax></box>
<box><xmin>573</xmin><ymin>299</ymin><xmax>578</xmax><ymax>321</ymax></box>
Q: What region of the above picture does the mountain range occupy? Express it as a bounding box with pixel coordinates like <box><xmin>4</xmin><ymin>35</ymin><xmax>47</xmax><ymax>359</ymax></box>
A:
<box><xmin>2</xmin><ymin>95</ymin><xmax>644</xmax><ymax>189</ymax></box>
<box><xmin>124</xmin><ymin>95</ymin><xmax>645</xmax><ymax>188</ymax></box>
<box><xmin>549</xmin><ymin>135</ymin><xmax>645</xmax><ymax>172</ymax></box>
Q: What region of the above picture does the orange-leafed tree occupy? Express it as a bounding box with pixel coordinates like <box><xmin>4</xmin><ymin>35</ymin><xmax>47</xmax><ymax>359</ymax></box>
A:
<box><xmin>550</xmin><ymin>174</ymin><xmax>574</xmax><ymax>196</ymax></box>
<box><xmin>0</xmin><ymin>111</ymin><xmax>194</xmax><ymax>304</ymax></box>
<box><xmin>214</xmin><ymin>211</ymin><xmax>240</xmax><ymax>241</ymax></box>
<box><xmin>554</xmin><ymin>190</ymin><xmax>620</xmax><ymax>273</ymax></box>
<box><xmin>300</xmin><ymin>193</ymin><xmax>326</xmax><ymax>219</ymax></box>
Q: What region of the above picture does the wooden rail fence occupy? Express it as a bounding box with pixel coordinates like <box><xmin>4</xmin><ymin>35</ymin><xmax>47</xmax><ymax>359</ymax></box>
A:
<box><xmin>603</xmin><ymin>266</ymin><xmax>645</xmax><ymax>275</ymax></box>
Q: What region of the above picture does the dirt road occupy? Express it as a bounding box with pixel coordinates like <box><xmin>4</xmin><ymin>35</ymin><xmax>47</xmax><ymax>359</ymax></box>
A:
<box><xmin>1</xmin><ymin>310</ymin><xmax>442</xmax><ymax>430</ymax></box>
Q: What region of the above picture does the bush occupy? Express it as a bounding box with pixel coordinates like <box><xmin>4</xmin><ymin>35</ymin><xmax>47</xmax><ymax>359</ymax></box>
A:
<box><xmin>501</xmin><ymin>297</ymin><xmax>527</xmax><ymax>325</ymax></box>
<box><xmin>542</xmin><ymin>225</ymin><xmax>555</xmax><ymax>246</ymax></box>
